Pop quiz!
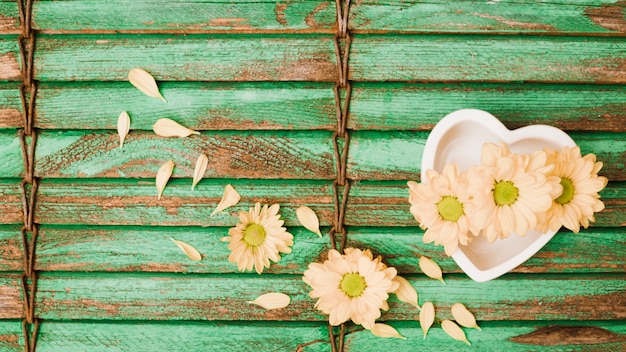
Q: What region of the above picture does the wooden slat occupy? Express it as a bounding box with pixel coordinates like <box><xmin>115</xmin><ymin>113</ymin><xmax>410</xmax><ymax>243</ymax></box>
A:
<box><xmin>349</xmin><ymin>35</ymin><xmax>626</xmax><ymax>83</ymax></box>
<box><xmin>33</xmin><ymin>34</ymin><xmax>337</xmax><ymax>82</ymax></box>
<box><xmin>35</xmin><ymin>179</ymin><xmax>334</xmax><ymax>226</ymax></box>
<box><xmin>0</xmin><ymin>84</ymin><xmax>21</xmax><ymax>128</ymax></box>
<box><xmin>0</xmin><ymin>1</ymin><xmax>19</xmax><ymax>35</ymax></box>
<box><xmin>34</xmin><ymin>273</ymin><xmax>626</xmax><ymax>321</ymax></box>
<box><xmin>0</xmin><ymin>320</ymin><xmax>22</xmax><ymax>352</ymax></box>
<box><xmin>348</xmin><ymin>227</ymin><xmax>626</xmax><ymax>275</ymax></box>
<box><xmin>0</xmin><ymin>274</ymin><xmax>24</xmax><ymax>319</ymax></box>
<box><xmin>0</xmin><ymin>132</ymin><xmax>23</xmax><ymax>178</ymax></box>
<box><xmin>0</xmin><ymin>226</ymin><xmax>22</xmax><ymax>272</ymax></box>
<box><xmin>35</xmin><ymin>226</ymin><xmax>329</xmax><ymax>274</ymax></box>
<box><xmin>349</xmin><ymin>0</ymin><xmax>626</xmax><ymax>34</ymax></box>
<box><xmin>344</xmin><ymin>321</ymin><xmax>626</xmax><ymax>351</ymax></box>
<box><xmin>347</xmin><ymin>131</ymin><xmax>626</xmax><ymax>181</ymax></box>
<box><xmin>35</xmin><ymin>82</ymin><xmax>336</xmax><ymax>130</ymax></box>
<box><xmin>344</xmin><ymin>181</ymin><xmax>626</xmax><ymax>228</ymax></box>
<box><xmin>348</xmin><ymin>83</ymin><xmax>626</xmax><ymax>132</ymax></box>
<box><xmin>33</xmin><ymin>225</ymin><xmax>625</xmax><ymax>274</ymax></box>
<box><xmin>36</xmin><ymin>321</ymin><xmax>331</xmax><ymax>352</ymax></box>
<box><xmin>0</xmin><ymin>180</ymin><xmax>23</xmax><ymax>225</ymax></box>
<box><xmin>32</xmin><ymin>0</ymin><xmax>336</xmax><ymax>33</ymax></box>
<box><xmin>34</xmin><ymin>130</ymin><xmax>335</xmax><ymax>179</ymax></box>
<box><xmin>0</xmin><ymin>37</ymin><xmax>20</xmax><ymax>81</ymax></box>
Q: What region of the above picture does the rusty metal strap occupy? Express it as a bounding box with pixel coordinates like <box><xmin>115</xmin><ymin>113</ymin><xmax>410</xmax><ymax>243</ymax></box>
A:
<box><xmin>17</xmin><ymin>0</ymin><xmax>33</xmax><ymax>38</ymax></box>
<box><xmin>334</xmin><ymin>0</ymin><xmax>350</xmax><ymax>38</ymax></box>
<box><xmin>21</xmin><ymin>319</ymin><xmax>39</xmax><ymax>352</ymax></box>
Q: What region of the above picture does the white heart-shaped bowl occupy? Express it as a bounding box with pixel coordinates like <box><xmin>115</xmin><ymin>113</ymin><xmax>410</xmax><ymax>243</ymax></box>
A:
<box><xmin>421</xmin><ymin>109</ymin><xmax>575</xmax><ymax>282</ymax></box>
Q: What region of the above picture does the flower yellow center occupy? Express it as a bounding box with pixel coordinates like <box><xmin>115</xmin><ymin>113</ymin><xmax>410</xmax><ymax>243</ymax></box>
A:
<box><xmin>340</xmin><ymin>273</ymin><xmax>367</xmax><ymax>298</ymax></box>
<box><xmin>437</xmin><ymin>196</ymin><xmax>464</xmax><ymax>222</ymax></box>
<box><xmin>243</xmin><ymin>224</ymin><xmax>266</xmax><ymax>247</ymax></box>
<box><xmin>493</xmin><ymin>181</ymin><xmax>519</xmax><ymax>206</ymax></box>
<box><xmin>555</xmin><ymin>177</ymin><xmax>575</xmax><ymax>205</ymax></box>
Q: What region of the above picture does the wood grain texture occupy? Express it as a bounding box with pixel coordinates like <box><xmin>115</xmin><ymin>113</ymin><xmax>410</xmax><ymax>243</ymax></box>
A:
<box><xmin>344</xmin><ymin>321</ymin><xmax>626</xmax><ymax>351</ymax></box>
<box><xmin>0</xmin><ymin>1</ymin><xmax>19</xmax><ymax>35</ymax></box>
<box><xmin>349</xmin><ymin>35</ymin><xmax>626</xmax><ymax>83</ymax></box>
<box><xmin>0</xmin><ymin>132</ymin><xmax>23</xmax><ymax>178</ymax></box>
<box><xmin>0</xmin><ymin>84</ymin><xmax>21</xmax><ymax>128</ymax></box>
<box><xmin>344</xmin><ymin>181</ymin><xmax>626</xmax><ymax>228</ymax></box>
<box><xmin>35</xmin><ymin>82</ymin><xmax>337</xmax><ymax>130</ymax></box>
<box><xmin>349</xmin><ymin>0</ymin><xmax>626</xmax><ymax>33</ymax></box>
<box><xmin>34</xmin><ymin>130</ymin><xmax>336</xmax><ymax>179</ymax></box>
<box><xmin>33</xmin><ymin>273</ymin><xmax>626</xmax><ymax>321</ymax></box>
<box><xmin>347</xmin><ymin>131</ymin><xmax>626</xmax><ymax>181</ymax></box>
<box><xmin>35</xmin><ymin>179</ymin><xmax>335</xmax><ymax>226</ymax></box>
<box><xmin>0</xmin><ymin>274</ymin><xmax>24</xmax><ymax>319</ymax></box>
<box><xmin>0</xmin><ymin>37</ymin><xmax>20</xmax><ymax>81</ymax></box>
<box><xmin>33</xmin><ymin>34</ymin><xmax>337</xmax><ymax>82</ymax></box>
<box><xmin>0</xmin><ymin>320</ymin><xmax>22</xmax><ymax>352</ymax></box>
<box><xmin>32</xmin><ymin>0</ymin><xmax>336</xmax><ymax>33</ymax></box>
<box><xmin>36</xmin><ymin>321</ymin><xmax>331</xmax><ymax>352</ymax></box>
<box><xmin>348</xmin><ymin>83</ymin><xmax>626</xmax><ymax>132</ymax></box>
<box><xmin>0</xmin><ymin>180</ymin><xmax>23</xmax><ymax>225</ymax></box>
<box><xmin>35</xmin><ymin>226</ymin><xmax>330</xmax><ymax>274</ymax></box>
<box><xmin>0</xmin><ymin>226</ymin><xmax>22</xmax><ymax>272</ymax></box>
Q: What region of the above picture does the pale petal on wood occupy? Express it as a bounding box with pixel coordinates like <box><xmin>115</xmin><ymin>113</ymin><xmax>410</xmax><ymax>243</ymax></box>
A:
<box><xmin>370</xmin><ymin>323</ymin><xmax>406</xmax><ymax>340</ymax></box>
<box><xmin>152</xmin><ymin>118</ymin><xmax>200</xmax><ymax>138</ymax></box>
<box><xmin>247</xmin><ymin>292</ymin><xmax>290</xmax><ymax>310</ymax></box>
<box><xmin>419</xmin><ymin>256</ymin><xmax>445</xmax><ymax>284</ymax></box>
<box><xmin>392</xmin><ymin>275</ymin><xmax>419</xmax><ymax>308</ymax></box>
<box><xmin>211</xmin><ymin>184</ymin><xmax>241</xmax><ymax>216</ymax></box>
<box><xmin>170</xmin><ymin>238</ymin><xmax>202</xmax><ymax>261</ymax></box>
<box><xmin>420</xmin><ymin>301</ymin><xmax>435</xmax><ymax>340</ymax></box>
<box><xmin>442</xmin><ymin>320</ymin><xmax>471</xmax><ymax>345</ymax></box>
<box><xmin>117</xmin><ymin>111</ymin><xmax>130</xmax><ymax>149</ymax></box>
<box><xmin>296</xmin><ymin>206</ymin><xmax>322</xmax><ymax>237</ymax></box>
<box><xmin>128</xmin><ymin>68</ymin><xmax>166</xmax><ymax>102</ymax></box>
<box><xmin>191</xmin><ymin>154</ymin><xmax>208</xmax><ymax>191</ymax></box>
<box><xmin>451</xmin><ymin>303</ymin><xmax>481</xmax><ymax>330</ymax></box>
<box><xmin>156</xmin><ymin>160</ymin><xmax>175</xmax><ymax>200</ymax></box>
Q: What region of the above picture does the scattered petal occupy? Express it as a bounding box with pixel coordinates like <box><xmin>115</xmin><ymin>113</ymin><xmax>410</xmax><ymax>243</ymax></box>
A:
<box><xmin>117</xmin><ymin>111</ymin><xmax>130</xmax><ymax>149</ymax></box>
<box><xmin>296</xmin><ymin>206</ymin><xmax>322</xmax><ymax>237</ymax></box>
<box><xmin>152</xmin><ymin>118</ymin><xmax>200</xmax><ymax>138</ymax></box>
<box><xmin>171</xmin><ymin>238</ymin><xmax>202</xmax><ymax>261</ymax></box>
<box><xmin>392</xmin><ymin>276</ymin><xmax>419</xmax><ymax>308</ymax></box>
<box><xmin>370</xmin><ymin>323</ymin><xmax>406</xmax><ymax>340</ymax></box>
<box><xmin>128</xmin><ymin>68</ymin><xmax>166</xmax><ymax>102</ymax></box>
<box><xmin>419</xmin><ymin>256</ymin><xmax>445</xmax><ymax>284</ymax></box>
<box><xmin>211</xmin><ymin>184</ymin><xmax>241</xmax><ymax>216</ymax></box>
<box><xmin>156</xmin><ymin>160</ymin><xmax>175</xmax><ymax>200</ymax></box>
<box><xmin>247</xmin><ymin>292</ymin><xmax>290</xmax><ymax>310</ymax></box>
<box><xmin>451</xmin><ymin>303</ymin><xmax>481</xmax><ymax>331</ymax></box>
<box><xmin>420</xmin><ymin>302</ymin><xmax>435</xmax><ymax>339</ymax></box>
<box><xmin>191</xmin><ymin>154</ymin><xmax>208</xmax><ymax>191</ymax></box>
<box><xmin>442</xmin><ymin>320</ymin><xmax>471</xmax><ymax>345</ymax></box>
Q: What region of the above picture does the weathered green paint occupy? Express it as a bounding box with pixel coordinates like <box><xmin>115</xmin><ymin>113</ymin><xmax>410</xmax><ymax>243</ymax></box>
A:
<box><xmin>0</xmin><ymin>132</ymin><xmax>23</xmax><ymax>177</ymax></box>
<box><xmin>33</xmin><ymin>273</ymin><xmax>625</xmax><ymax>321</ymax></box>
<box><xmin>0</xmin><ymin>274</ymin><xmax>24</xmax><ymax>319</ymax></box>
<box><xmin>36</xmin><ymin>321</ymin><xmax>331</xmax><ymax>352</ymax></box>
<box><xmin>345</xmin><ymin>181</ymin><xmax>626</xmax><ymax>227</ymax></box>
<box><xmin>0</xmin><ymin>320</ymin><xmax>22</xmax><ymax>352</ymax></box>
<box><xmin>35</xmin><ymin>179</ymin><xmax>335</xmax><ymax>226</ymax></box>
<box><xmin>344</xmin><ymin>321</ymin><xmax>626</xmax><ymax>351</ymax></box>
<box><xmin>34</xmin><ymin>130</ymin><xmax>336</xmax><ymax>179</ymax></box>
<box><xmin>33</xmin><ymin>0</ymin><xmax>336</xmax><ymax>33</ymax></box>
<box><xmin>348</xmin><ymin>131</ymin><xmax>626</xmax><ymax>181</ymax></box>
<box><xmin>36</xmin><ymin>226</ymin><xmax>331</xmax><ymax>274</ymax></box>
<box><xmin>0</xmin><ymin>36</ymin><xmax>20</xmax><ymax>81</ymax></box>
<box><xmin>349</xmin><ymin>35</ymin><xmax>626</xmax><ymax>83</ymax></box>
<box><xmin>0</xmin><ymin>225</ymin><xmax>22</xmax><ymax>271</ymax></box>
<box><xmin>33</xmin><ymin>34</ymin><xmax>337</xmax><ymax>81</ymax></box>
<box><xmin>35</xmin><ymin>82</ymin><xmax>336</xmax><ymax>130</ymax></box>
<box><xmin>349</xmin><ymin>0</ymin><xmax>626</xmax><ymax>33</ymax></box>
<box><xmin>348</xmin><ymin>83</ymin><xmax>626</xmax><ymax>132</ymax></box>
<box><xmin>0</xmin><ymin>1</ymin><xmax>19</xmax><ymax>34</ymax></box>
<box><xmin>0</xmin><ymin>180</ymin><xmax>22</xmax><ymax>225</ymax></box>
<box><xmin>0</xmin><ymin>84</ymin><xmax>22</xmax><ymax>128</ymax></box>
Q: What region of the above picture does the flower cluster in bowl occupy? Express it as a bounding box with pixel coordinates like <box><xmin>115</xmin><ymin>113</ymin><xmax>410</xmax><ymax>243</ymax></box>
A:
<box><xmin>407</xmin><ymin>143</ymin><xmax>608</xmax><ymax>256</ymax></box>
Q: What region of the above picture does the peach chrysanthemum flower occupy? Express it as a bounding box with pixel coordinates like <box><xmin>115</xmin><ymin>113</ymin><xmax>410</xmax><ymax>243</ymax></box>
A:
<box><xmin>221</xmin><ymin>203</ymin><xmax>293</xmax><ymax>274</ymax></box>
<box><xmin>408</xmin><ymin>164</ymin><xmax>479</xmax><ymax>256</ymax></box>
<box><xmin>303</xmin><ymin>248</ymin><xmax>399</xmax><ymax>330</ymax></box>
<box><xmin>467</xmin><ymin>143</ymin><xmax>562</xmax><ymax>242</ymax></box>
<box><xmin>539</xmin><ymin>146</ymin><xmax>608</xmax><ymax>233</ymax></box>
